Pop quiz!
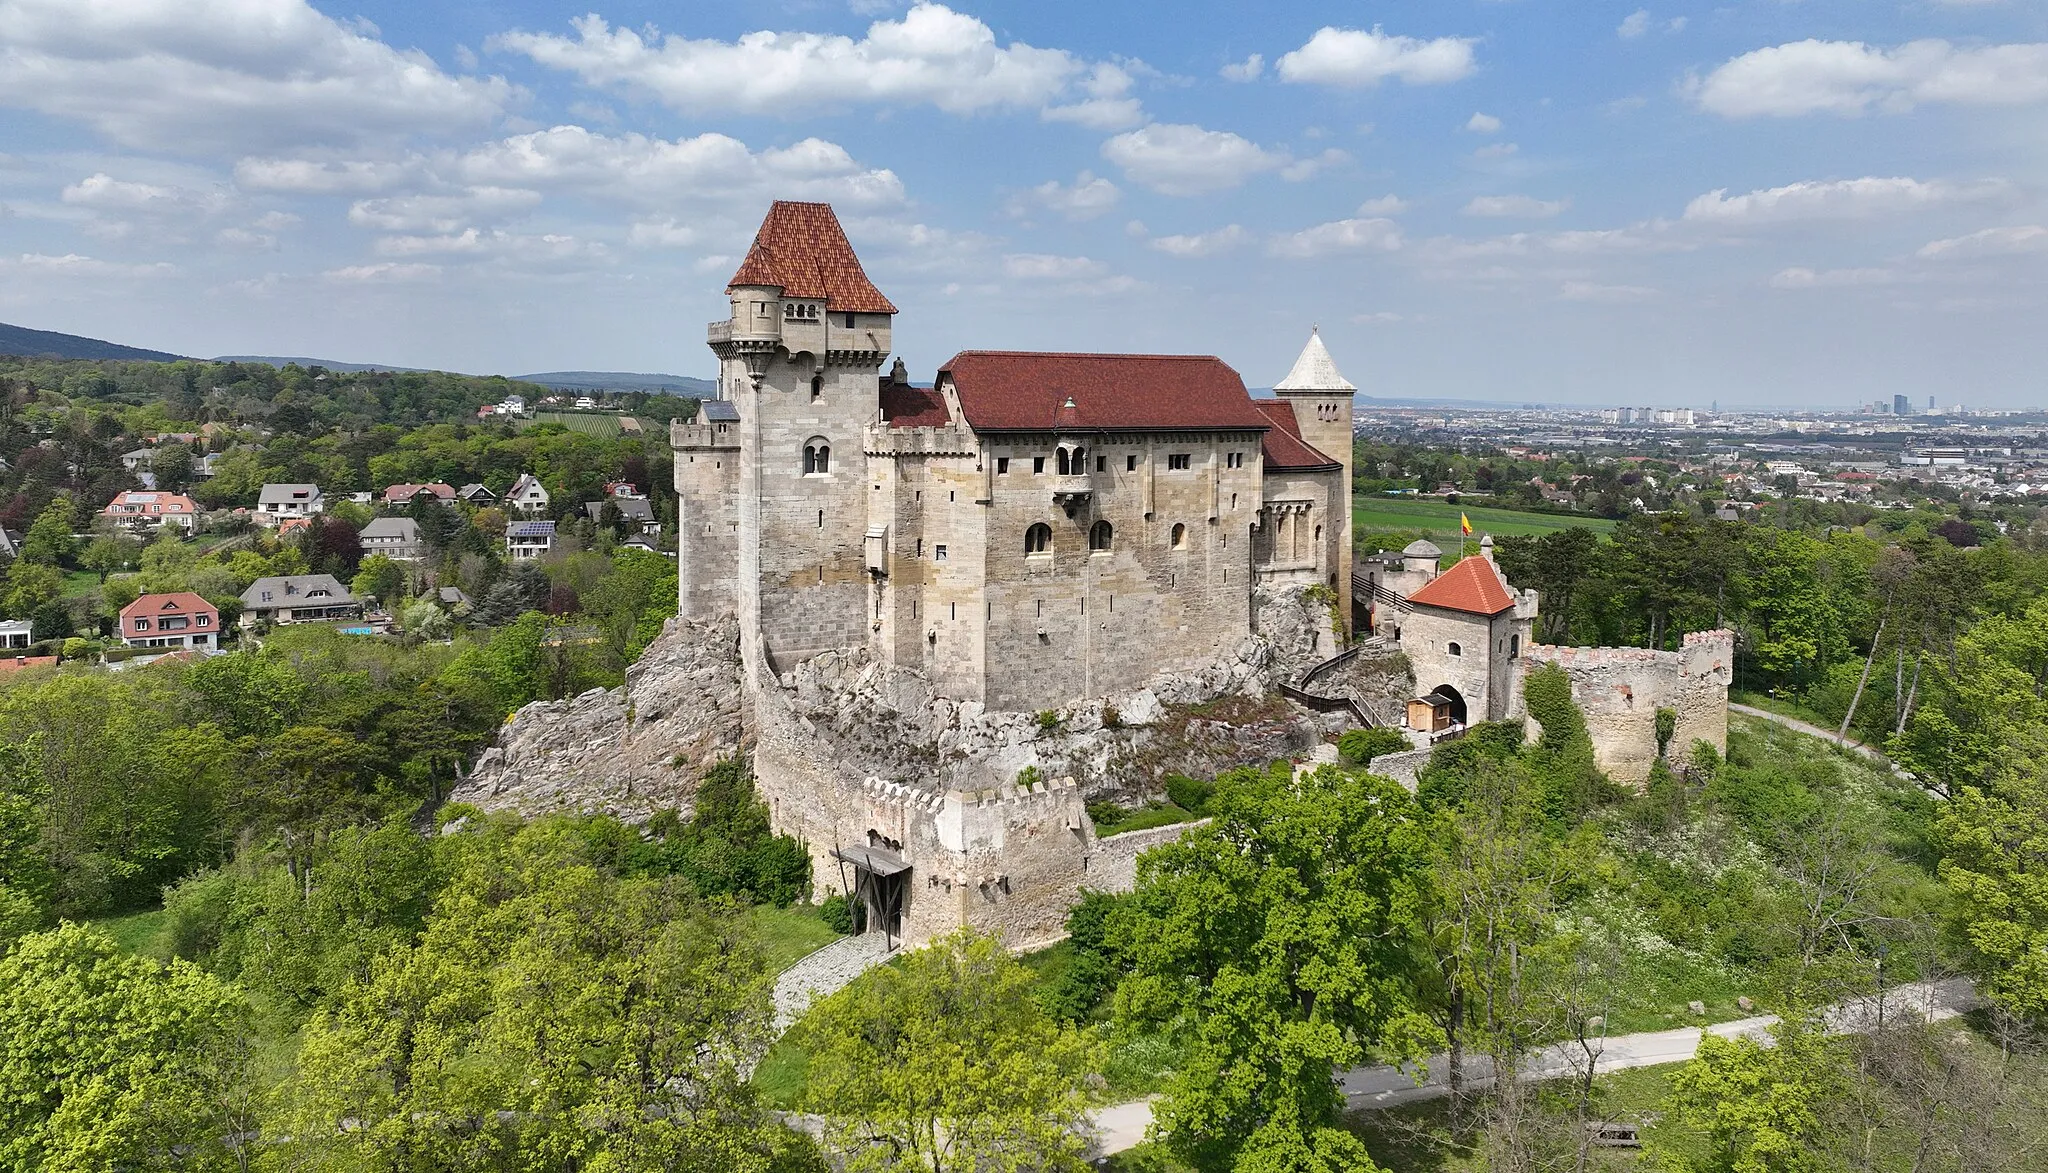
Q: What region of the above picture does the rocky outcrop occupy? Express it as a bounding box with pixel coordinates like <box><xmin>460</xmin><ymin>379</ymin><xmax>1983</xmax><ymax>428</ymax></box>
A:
<box><xmin>460</xmin><ymin>587</ymin><xmax>1342</xmax><ymax>817</ymax></box>
<box><xmin>450</xmin><ymin>613</ymin><xmax>749</xmax><ymax>818</ymax></box>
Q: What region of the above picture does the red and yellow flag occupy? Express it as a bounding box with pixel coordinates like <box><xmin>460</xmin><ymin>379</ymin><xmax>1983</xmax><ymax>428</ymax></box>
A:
<box><xmin>1460</xmin><ymin>513</ymin><xmax>1473</xmax><ymax>536</ymax></box>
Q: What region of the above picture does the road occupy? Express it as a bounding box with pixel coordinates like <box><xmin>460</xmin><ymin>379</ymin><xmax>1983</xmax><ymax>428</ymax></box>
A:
<box><xmin>1090</xmin><ymin>977</ymin><xmax>1976</xmax><ymax>1155</ymax></box>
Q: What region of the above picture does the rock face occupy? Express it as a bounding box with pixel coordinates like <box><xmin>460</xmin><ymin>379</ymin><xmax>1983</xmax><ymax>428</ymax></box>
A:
<box><xmin>456</xmin><ymin>585</ymin><xmax>1339</xmax><ymax>816</ymax></box>
<box><xmin>450</xmin><ymin>613</ymin><xmax>748</xmax><ymax>818</ymax></box>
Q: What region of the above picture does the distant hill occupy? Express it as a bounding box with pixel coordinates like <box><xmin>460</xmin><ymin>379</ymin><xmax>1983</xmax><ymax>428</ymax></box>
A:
<box><xmin>216</xmin><ymin>355</ymin><xmax>440</xmax><ymax>374</ymax></box>
<box><xmin>517</xmin><ymin>370</ymin><xmax>716</xmax><ymax>395</ymax></box>
<box><xmin>0</xmin><ymin>321</ymin><xmax>184</xmax><ymax>362</ymax></box>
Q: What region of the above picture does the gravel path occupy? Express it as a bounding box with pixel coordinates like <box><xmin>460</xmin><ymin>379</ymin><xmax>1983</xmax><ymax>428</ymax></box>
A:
<box><xmin>772</xmin><ymin>932</ymin><xmax>892</xmax><ymax>1033</ymax></box>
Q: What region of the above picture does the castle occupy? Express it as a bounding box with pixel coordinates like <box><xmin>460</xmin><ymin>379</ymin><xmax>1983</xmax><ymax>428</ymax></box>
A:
<box><xmin>664</xmin><ymin>201</ymin><xmax>1729</xmax><ymax>949</ymax></box>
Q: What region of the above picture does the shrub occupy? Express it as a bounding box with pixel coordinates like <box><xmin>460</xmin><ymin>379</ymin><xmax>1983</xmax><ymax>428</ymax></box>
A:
<box><xmin>1100</xmin><ymin>703</ymin><xmax>1122</xmax><ymax>729</ymax></box>
<box><xmin>1163</xmin><ymin>774</ymin><xmax>1213</xmax><ymax>816</ymax></box>
<box><xmin>1035</xmin><ymin>709</ymin><xmax>1062</xmax><ymax>731</ymax></box>
<box><xmin>1016</xmin><ymin>765</ymin><xmax>1046</xmax><ymax>789</ymax></box>
<box><xmin>1655</xmin><ymin>707</ymin><xmax>1679</xmax><ymax>759</ymax></box>
<box><xmin>1337</xmin><ymin>726</ymin><xmax>1410</xmax><ymax>767</ymax></box>
<box><xmin>1085</xmin><ymin>800</ymin><xmax>1127</xmax><ymax>829</ymax></box>
<box><xmin>818</xmin><ymin>893</ymin><xmax>854</xmax><ymax>935</ymax></box>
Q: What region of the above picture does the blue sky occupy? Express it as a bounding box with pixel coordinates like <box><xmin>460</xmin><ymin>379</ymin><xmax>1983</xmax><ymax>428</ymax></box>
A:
<box><xmin>0</xmin><ymin>0</ymin><xmax>2043</xmax><ymax>407</ymax></box>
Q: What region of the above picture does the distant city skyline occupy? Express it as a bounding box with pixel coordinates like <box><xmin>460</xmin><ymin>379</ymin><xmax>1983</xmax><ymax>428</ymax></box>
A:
<box><xmin>0</xmin><ymin>0</ymin><xmax>2043</xmax><ymax>406</ymax></box>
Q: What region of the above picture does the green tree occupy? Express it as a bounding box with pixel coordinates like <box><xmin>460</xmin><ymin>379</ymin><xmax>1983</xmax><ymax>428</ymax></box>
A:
<box><xmin>19</xmin><ymin>497</ymin><xmax>77</xmax><ymax>566</ymax></box>
<box><xmin>0</xmin><ymin>923</ymin><xmax>257</xmax><ymax>1173</ymax></box>
<box><xmin>799</xmin><ymin>930</ymin><xmax>1098</xmax><ymax>1173</ymax></box>
<box><xmin>1661</xmin><ymin>1016</ymin><xmax>1847</xmax><ymax>1173</ymax></box>
<box><xmin>2</xmin><ymin>562</ymin><xmax>63</xmax><ymax>620</ymax></box>
<box><xmin>1938</xmin><ymin>747</ymin><xmax>2048</xmax><ymax>1025</ymax></box>
<box><xmin>81</xmin><ymin>532</ymin><xmax>140</xmax><ymax>583</ymax></box>
<box><xmin>349</xmin><ymin>552</ymin><xmax>405</xmax><ymax>603</ymax></box>
<box><xmin>1110</xmin><ymin>762</ymin><xmax>1435</xmax><ymax>1172</ymax></box>
<box><xmin>399</xmin><ymin>596</ymin><xmax>452</xmax><ymax>641</ymax></box>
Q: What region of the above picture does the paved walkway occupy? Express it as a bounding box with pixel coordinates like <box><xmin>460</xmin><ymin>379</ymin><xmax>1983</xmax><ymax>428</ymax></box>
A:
<box><xmin>1091</xmin><ymin>978</ymin><xmax>1976</xmax><ymax>1153</ymax></box>
<box><xmin>772</xmin><ymin>932</ymin><xmax>892</xmax><ymax>1033</ymax></box>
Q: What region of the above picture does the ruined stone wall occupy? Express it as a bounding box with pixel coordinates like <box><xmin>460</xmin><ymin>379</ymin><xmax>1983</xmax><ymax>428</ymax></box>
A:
<box><xmin>979</xmin><ymin>430</ymin><xmax>1265</xmax><ymax>712</ymax></box>
<box><xmin>1086</xmin><ymin>819</ymin><xmax>1210</xmax><ymax>895</ymax></box>
<box><xmin>1519</xmin><ymin>628</ymin><xmax>1734</xmax><ymax>785</ymax></box>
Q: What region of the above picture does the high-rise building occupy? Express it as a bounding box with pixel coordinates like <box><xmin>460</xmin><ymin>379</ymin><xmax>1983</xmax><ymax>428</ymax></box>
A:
<box><xmin>1894</xmin><ymin>394</ymin><xmax>1912</xmax><ymax>417</ymax></box>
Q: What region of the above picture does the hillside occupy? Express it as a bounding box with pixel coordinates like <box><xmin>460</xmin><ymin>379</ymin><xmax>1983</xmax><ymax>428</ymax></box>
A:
<box><xmin>0</xmin><ymin>321</ymin><xmax>184</xmax><ymax>362</ymax></box>
<box><xmin>215</xmin><ymin>355</ymin><xmax>435</xmax><ymax>373</ymax></box>
<box><xmin>516</xmin><ymin>370</ymin><xmax>715</xmax><ymax>394</ymax></box>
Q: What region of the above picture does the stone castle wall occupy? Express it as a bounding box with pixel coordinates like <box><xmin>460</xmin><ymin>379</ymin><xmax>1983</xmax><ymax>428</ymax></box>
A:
<box><xmin>1521</xmin><ymin>628</ymin><xmax>1735</xmax><ymax>785</ymax></box>
<box><xmin>673</xmin><ymin>421</ymin><xmax>738</xmax><ymax>623</ymax></box>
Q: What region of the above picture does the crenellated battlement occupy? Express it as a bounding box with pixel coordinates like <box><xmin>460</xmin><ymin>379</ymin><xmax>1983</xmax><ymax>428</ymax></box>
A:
<box><xmin>863</xmin><ymin>422</ymin><xmax>979</xmax><ymax>458</ymax></box>
<box><xmin>673</xmin><ymin>421</ymin><xmax>740</xmax><ymax>451</ymax></box>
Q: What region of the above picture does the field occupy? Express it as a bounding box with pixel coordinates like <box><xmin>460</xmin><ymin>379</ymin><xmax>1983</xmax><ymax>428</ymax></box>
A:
<box><xmin>519</xmin><ymin>411</ymin><xmax>657</xmax><ymax>438</ymax></box>
<box><xmin>1352</xmin><ymin>495</ymin><xmax>1617</xmax><ymax>542</ymax></box>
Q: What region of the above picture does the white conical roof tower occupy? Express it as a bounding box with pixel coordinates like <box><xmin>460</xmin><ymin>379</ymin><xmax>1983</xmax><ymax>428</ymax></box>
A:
<box><xmin>1274</xmin><ymin>326</ymin><xmax>1356</xmax><ymax>392</ymax></box>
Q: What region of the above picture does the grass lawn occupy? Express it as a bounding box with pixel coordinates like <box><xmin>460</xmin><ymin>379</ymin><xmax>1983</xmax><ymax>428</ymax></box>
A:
<box><xmin>1729</xmin><ymin>688</ymin><xmax>1841</xmax><ymax>733</ymax></box>
<box><xmin>752</xmin><ymin>903</ymin><xmax>842</xmax><ymax>974</ymax></box>
<box><xmin>1353</xmin><ymin>496</ymin><xmax>1617</xmax><ymax>542</ymax></box>
<box><xmin>90</xmin><ymin>906</ymin><xmax>173</xmax><ymax>957</ymax></box>
<box><xmin>61</xmin><ymin>569</ymin><xmax>101</xmax><ymax>599</ymax></box>
<box><xmin>1090</xmin><ymin>800</ymin><xmax>1201</xmax><ymax>837</ymax></box>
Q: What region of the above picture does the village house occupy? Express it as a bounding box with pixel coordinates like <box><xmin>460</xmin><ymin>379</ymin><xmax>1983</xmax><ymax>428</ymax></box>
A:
<box><xmin>119</xmin><ymin>592</ymin><xmax>219</xmax><ymax>650</ymax></box>
<box><xmin>359</xmin><ymin>517</ymin><xmax>424</xmax><ymax>561</ymax></box>
<box><xmin>505</xmin><ymin>520</ymin><xmax>556</xmax><ymax>561</ymax></box>
<box><xmin>120</xmin><ymin>447</ymin><xmax>154</xmax><ymax>474</ymax></box>
<box><xmin>382</xmin><ymin>483</ymin><xmax>456</xmax><ymax>507</ymax></box>
<box><xmin>239</xmin><ymin>574</ymin><xmax>360</xmax><ymax>626</ymax></box>
<box><xmin>583</xmin><ymin>493</ymin><xmax>660</xmax><ymax>536</ymax></box>
<box><xmin>506</xmin><ymin>473</ymin><xmax>550</xmax><ymax>515</ymax></box>
<box><xmin>457</xmin><ymin>483</ymin><xmax>495</xmax><ymax>504</ymax></box>
<box><xmin>256</xmin><ymin>483</ymin><xmax>324</xmax><ymax>525</ymax></box>
<box><xmin>0</xmin><ymin>619</ymin><xmax>32</xmax><ymax>649</ymax></box>
<box><xmin>102</xmin><ymin>490</ymin><xmax>201</xmax><ymax>532</ymax></box>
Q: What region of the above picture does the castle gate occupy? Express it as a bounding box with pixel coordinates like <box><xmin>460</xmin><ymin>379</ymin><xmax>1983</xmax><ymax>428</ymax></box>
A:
<box><xmin>831</xmin><ymin>844</ymin><xmax>909</xmax><ymax>951</ymax></box>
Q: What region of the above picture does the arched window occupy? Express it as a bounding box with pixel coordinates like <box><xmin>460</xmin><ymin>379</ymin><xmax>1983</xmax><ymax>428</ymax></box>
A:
<box><xmin>803</xmin><ymin>440</ymin><xmax>831</xmax><ymax>475</ymax></box>
<box><xmin>1510</xmin><ymin>634</ymin><xmax>1520</xmax><ymax>658</ymax></box>
<box><xmin>1447</xmin><ymin>641</ymin><xmax>1462</xmax><ymax>657</ymax></box>
<box><xmin>1089</xmin><ymin>520</ymin><xmax>1113</xmax><ymax>552</ymax></box>
<box><xmin>1024</xmin><ymin>523</ymin><xmax>1052</xmax><ymax>555</ymax></box>
<box><xmin>1170</xmin><ymin>523</ymin><xmax>1187</xmax><ymax>550</ymax></box>
<box><xmin>810</xmin><ymin>374</ymin><xmax>823</xmax><ymax>401</ymax></box>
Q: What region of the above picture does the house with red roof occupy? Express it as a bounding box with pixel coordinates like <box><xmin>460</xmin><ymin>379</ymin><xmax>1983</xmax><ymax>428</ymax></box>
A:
<box><xmin>677</xmin><ymin>200</ymin><xmax>1356</xmax><ymax>712</ymax></box>
<box><xmin>119</xmin><ymin>592</ymin><xmax>220</xmax><ymax>650</ymax></box>
<box><xmin>102</xmin><ymin>489</ymin><xmax>201</xmax><ymax>532</ymax></box>
<box><xmin>382</xmin><ymin>482</ymin><xmax>456</xmax><ymax>507</ymax></box>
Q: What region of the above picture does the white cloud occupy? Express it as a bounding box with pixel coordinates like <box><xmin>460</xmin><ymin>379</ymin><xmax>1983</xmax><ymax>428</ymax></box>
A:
<box><xmin>4</xmin><ymin>251</ymin><xmax>174</xmax><ymax>277</ymax></box>
<box><xmin>322</xmin><ymin>261</ymin><xmax>440</xmax><ymax>282</ymax></box>
<box><xmin>1917</xmin><ymin>224</ymin><xmax>2048</xmax><ymax>259</ymax></box>
<box><xmin>1101</xmin><ymin>123</ymin><xmax>1289</xmax><ymax>196</ymax></box>
<box><xmin>627</xmin><ymin>218</ymin><xmax>697</xmax><ymax>248</ymax></box>
<box><xmin>1007</xmin><ymin>171</ymin><xmax>1120</xmax><ymax>221</ymax></box>
<box><xmin>1268</xmin><ymin>217</ymin><xmax>1404</xmax><ymax>258</ymax></box>
<box><xmin>1275</xmin><ymin>26</ymin><xmax>1478</xmax><ymax>88</ymax></box>
<box><xmin>1769</xmin><ymin>266</ymin><xmax>1895</xmax><ymax>289</ymax></box>
<box><xmin>1280</xmin><ymin>148</ymin><xmax>1349</xmax><ymax>182</ymax></box>
<box><xmin>1559</xmin><ymin>281</ymin><xmax>1657</xmax><ymax>302</ymax></box>
<box><xmin>62</xmin><ymin>174</ymin><xmax>187</xmax><ymax>211</ymax></box>
<box><xmin>214</xmin><ymin>226</ymin><xmax>277</xmax><ymax>250</ymax></box>
<box><xmin>1618</xmin><ymin>10</ymin><xmax>1651</xmax><ymax>40</ymax></box>
<box><xmin>1473</xmin><ymin>142</ymin><xmax>1519</xmax><ymax>159</ymax></box>
<box><xmin>1690</xmin><ymin>38</ymin><xmax>2048</xmax><ymax>118</ymax></box>
<box><xmin>374</xmin><ymin>228</ymin><xmax>604</xmax><ymax>263</ymax></box>
<box><xmin>1682</xmin><ymin>176</ymin><xmax>2009</xmax><ymax>223</ymax></box>
<box><xmin>1042</xmin><ymin>62</ymin><xmax>1145</xmax><ymax>129</ymax></box>
<box><xmin>1149</xmin><ymin>224</ymin><xmax>1247</xmax><ymax>257</ymax></box>
<box><xmin>1220</xmin><ymin>54</ymin><xmax>1263</xmax><ymax>82</ymax></box>
<box><xmin>1465</xmin><ymin>112</ymin><xmax>1502</xmax><ymax>134</ymax></box>
<box><xmin>1002</xmin><ymin>253</ymin><xmax>1107</xmax><ymax>280</ymax></box>
<box><xmin>492</xmin><ymin>3</ymin><xmax>1095</xmax><ymax>118</ymax></box>
<box><xmin>1465</xmin><ymin>194</ymin><xmax>1570</xmax><ymax>219</ymax></box>
<box><xmin>347</xmin><ymin>188</ymin><xmax>543</xmax><ymax>232</ymax></box>
<box><xmin>1667</xmin><ymin>17</ymin><xmax>1688</xmax><ymax>34</ymax></box>
<box><xmin>447</xmin><ymin>126</ymin><xmax>906</xmax><ymax>209</ymax></box>
<box><xmin>234</xmin><ymin>157</ymin><xmax>419</xmax><ymax>195</ymax></box>
<box><xmin>1357</xmin><ymin>194</ymin><xmax>1408</xmax><ymax>216</ymax></box>
<box><xmin>0</xmin><ymin>0</ymin><xmax>514</xmax><ymax>153</ymax></box>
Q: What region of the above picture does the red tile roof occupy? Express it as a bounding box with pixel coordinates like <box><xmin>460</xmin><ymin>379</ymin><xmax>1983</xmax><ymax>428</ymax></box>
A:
<box><xmin>1253</xmin><ymin>401</ymin><xmax>1341</xmax><ymax>471</ymax></box>
<box><xmin>727</xmin><ymin>201</ymin><xmax>897</xmax><ymax>314</ymax></box>
<box><xmin>120</xmin><ymin>591</ymin><xmax>218</xmax><ymax>626</ymax></box>
<box><xmin>880</xmin><ymin>380</ymin><xmax>950</xmax><ymax>428</ymax></box>
<box><xmin>0</xmin><ymin>655</ymin><xmax>56</xmax><ymax>672</ymax></box>
<box><xmin>936</xmin><ymin>352</ymin><xmax>1272</xmax><ymax>433</ymax></box>
<box><xmin>1405</xmin><ymin>555</ymin><xmax>1517</xmax><ymax>616</ymax></box>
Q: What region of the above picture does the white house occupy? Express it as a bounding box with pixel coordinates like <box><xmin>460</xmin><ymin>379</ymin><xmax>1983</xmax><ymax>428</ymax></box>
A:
<box><xmin>359</xmin><ymin>516</ymin><xmax>424</xmax><ymax>561</ymax></box>
<box><xmin>256</xmin><ymin>484</ymin><xmax>325</xmax><ymax>525</ymax></box>
<box><xmin>506</xmin><ymin>473</ymin><xmax>550</xmax><ymax>516</ymax></box>
<box><xmin>505</xmin><ymin>520</ymin><xmax>556</xmax><ymax>561</ymax></box>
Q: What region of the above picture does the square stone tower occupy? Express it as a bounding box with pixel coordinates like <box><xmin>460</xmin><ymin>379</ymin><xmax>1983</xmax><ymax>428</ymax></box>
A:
<box><xmin>708</xmin><ymin>201</ymin><xmax>896</xmax><ymax>674</ymax></box>
<box><xmin>1272</xmin><ymin>328</ymin><xmax>1356</xmax><ymax>610</ymax></box>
